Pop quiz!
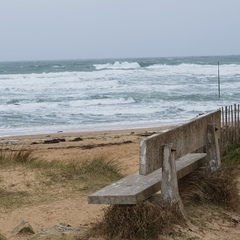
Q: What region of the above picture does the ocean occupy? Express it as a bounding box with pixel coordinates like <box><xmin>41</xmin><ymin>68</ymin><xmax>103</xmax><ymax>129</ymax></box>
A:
<box><xmin>1</xmin><ymin>55</ymin><xmax>240</xmax><ymax>137</ymax></box>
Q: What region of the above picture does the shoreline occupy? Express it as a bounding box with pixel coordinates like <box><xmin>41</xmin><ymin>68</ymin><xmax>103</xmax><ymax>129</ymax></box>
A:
<box><xmin>0</xmin><ymin>125</ymin><xmax>174</xmax><ymax>143</ymax></box>
<box><xmin>0</xmin><ymin>120</ymin><xmax>181</xmax><ymax>139</ymax></box>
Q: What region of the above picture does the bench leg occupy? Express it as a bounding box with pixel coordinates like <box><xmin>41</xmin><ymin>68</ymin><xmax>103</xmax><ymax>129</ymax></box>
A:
<box><xmin>206</xmin><ymin>123</ymin><xmax>221</xmax><ymax>173</ymax></box>
<box><xmin>161</xmin><ymin>145</ymin><xmax>188</xmax><ymax>220</ymax></box>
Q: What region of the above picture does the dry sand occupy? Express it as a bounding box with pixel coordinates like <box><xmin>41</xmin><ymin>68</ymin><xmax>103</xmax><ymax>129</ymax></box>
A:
<box><xmin>0</xmin><ymin>126</ymin><xmax>239</xmax><ymax>239</ymax></box>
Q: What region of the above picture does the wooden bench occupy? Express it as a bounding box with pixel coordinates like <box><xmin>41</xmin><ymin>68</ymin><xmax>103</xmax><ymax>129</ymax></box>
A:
<box><xmin>88</xmin><ymin>110</ymin><xmax>221</xmax><ymax>205</ymax></box>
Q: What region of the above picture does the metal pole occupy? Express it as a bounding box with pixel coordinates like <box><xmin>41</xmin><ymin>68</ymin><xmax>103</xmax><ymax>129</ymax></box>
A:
<box><xmin>218</xmin><ymin>62</ymin><xmax>220</xmax><ymax>98</ymax></box>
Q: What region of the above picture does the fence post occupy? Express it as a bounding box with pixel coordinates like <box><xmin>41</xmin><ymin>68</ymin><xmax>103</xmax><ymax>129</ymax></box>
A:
<box><xmin>234</xmin><ymin>104</ymin><xmax>237</xmax><ymax>142</ymax></box>
<box><xmin>238</xmin><ymin>104</ymin><xmax>240</xmax><ymax>141</ymax></box>
<box><xmin>206</xmin><ymin>123</ymin><xmax>221</xmax><ymax>173</ymax></box>
<box><xmin>225</xmin><ymin>105</ymin><xmax>229</xmax><ymax>146</ymax></box>
<box><xmin>161</xmin><ymin>144</ymin><xmax>188</xmax><ymax>219</ymax></box>
<box><xmin>221</xmin><ymin>107</ymin><xmax>224</xmax><ymax>150</ymax></box>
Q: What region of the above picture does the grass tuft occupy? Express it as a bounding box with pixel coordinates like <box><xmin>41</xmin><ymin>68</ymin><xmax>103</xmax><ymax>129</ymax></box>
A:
<box><xmin>179</xmin><ymin>142</ymin><xmax>240</xmax><ymax>210</ymax></box>
<box><xmin>0</xmin><ymin>188</ymin><xmax>30</xmax><ymax>208</ymax></box>
<box><xmin>0</xmin><ymin>146</ymin><xmax>36</xmax><ymax>166</ymax></box>
<box><xmin>222</xmin><ymin>143</ymin><xmax>240</xmax><ymax>166</ymax></box>
<box><xmin>179</xmin><ymin>167</ymin><xmax>240</xmax><ymax>210</ymax></box>
<box><xmin>59</xmin><ymin>157</ymin><xmax>122</xmax><ymax>180</ymax></box>
<box><xmin>41</xmin><ymin>157</ymin><xmax>123</xmax><ymax>192</ymax></box>
<box><xmin>89</xmin><ymin>201</ymin><xmax>184</xmax><ymax>240</ymax></box>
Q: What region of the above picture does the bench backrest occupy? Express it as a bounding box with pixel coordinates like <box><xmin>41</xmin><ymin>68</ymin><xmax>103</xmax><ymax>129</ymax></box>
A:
<box><xmin>139</xmin><ymin>110</ymin><xmax>221</xmax><ymax>175</ymax></box>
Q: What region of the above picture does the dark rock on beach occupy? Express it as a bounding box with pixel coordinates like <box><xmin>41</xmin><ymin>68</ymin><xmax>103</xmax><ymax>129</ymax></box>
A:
<box><xmin>70</xmin><ymin>137</ymin><xmax>83</xmax><ymax>142</ymax></box>
<box><xmin>43</xmin><ymin>138</ymin><xmax>66</xmax><ymax>144</ymax></box>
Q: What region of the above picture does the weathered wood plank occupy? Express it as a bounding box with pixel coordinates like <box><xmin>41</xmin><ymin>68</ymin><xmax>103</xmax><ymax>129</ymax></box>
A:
<box><xmin>88</xmin><ymin>153</ymin><xmax>206</xmax><ymax>205</ymax></box>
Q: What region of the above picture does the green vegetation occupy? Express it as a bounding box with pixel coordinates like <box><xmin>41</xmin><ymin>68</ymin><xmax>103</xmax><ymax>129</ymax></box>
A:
<box><xmin>0</xmin><ymin>146</ymin><xmax>123</xmax><ymax>209</ymax></box>
<box><xmin>222</xmin><ymin>142</ymin><xmax>240</xmax><ymax>166</ymax></box>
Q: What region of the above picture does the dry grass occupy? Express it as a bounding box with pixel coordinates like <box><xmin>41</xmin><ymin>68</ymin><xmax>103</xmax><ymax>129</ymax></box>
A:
<box><xmin>0</xmin><ymin>145</ymin><xmax>36</xmax><ymax>165</ymax></box>
<box><xmin>88</xmin><ymin>201</ymin><xmax>185</xmax><ymax>240</ymax></box>
<box><xmin>0</xmin><ymin>188</ymin><xmax>30</xmax><ymax>208</ymax></box>
<box><xmin>179</xmin><ymin>143</ymin><xmax>240</xmax><ymax>211</ymax></box>
<box><xmin>179</xmin><ymin>167</ymin><xmax>240</xmax><ymax>211</ymax></box>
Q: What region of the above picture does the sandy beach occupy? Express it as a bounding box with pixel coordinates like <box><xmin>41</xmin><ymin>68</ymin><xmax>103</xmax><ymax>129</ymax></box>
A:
<box><xmin>0</xmin><ymin>126</ymin><xmax>172</xmax><ymax>238</ymax></box>
<box><xmin>0</xmin><ymin>126</ymin><xmax>240</xmax><ymax>239</ymax></box>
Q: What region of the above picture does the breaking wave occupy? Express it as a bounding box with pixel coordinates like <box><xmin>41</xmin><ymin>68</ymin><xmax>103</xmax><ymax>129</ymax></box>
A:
<box><xmin>94</xmin><ymin>61</ymin><xmax>141</xmax><ymax>70</ymax></box>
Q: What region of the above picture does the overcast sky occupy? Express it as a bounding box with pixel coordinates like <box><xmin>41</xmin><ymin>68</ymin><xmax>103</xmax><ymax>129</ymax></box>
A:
<box><xmin>0</xmin><ymin>0</ymin><xmax>240</xmax><ymax>61</ymax></box>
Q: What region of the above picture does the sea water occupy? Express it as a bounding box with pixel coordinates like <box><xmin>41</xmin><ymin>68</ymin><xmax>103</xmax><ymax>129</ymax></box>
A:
<box><xmin>1</xmin><ymin>55</ymin><xmax>240</xmax><ymax>137</ymax></box>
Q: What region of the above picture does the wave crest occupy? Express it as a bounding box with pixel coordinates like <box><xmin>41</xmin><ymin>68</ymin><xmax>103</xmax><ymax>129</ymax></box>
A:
<box><xmin>94</xmin><ymin>61</ymin><xmax>140</xmax><ymax>70</ymax></box>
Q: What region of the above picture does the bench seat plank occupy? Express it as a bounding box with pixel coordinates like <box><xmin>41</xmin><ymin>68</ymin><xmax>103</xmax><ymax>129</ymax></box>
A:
<box><xmin>88</xmin><ymin>153</ymin><xmax>206</xmax><ymax>205</ymax></box>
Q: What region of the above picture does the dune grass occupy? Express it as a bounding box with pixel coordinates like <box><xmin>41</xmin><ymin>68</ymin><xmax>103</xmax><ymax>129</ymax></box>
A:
<box><xmin>179</xmin><ymin>143</ymin><xmax>240</xmax><ymax>210</ymax></box>
<box><xmin>222</xmin><ymin>142</ymin><xmax>240</xmax><ymax>165</ymax></box>
<box><xmin>179</xmin><ymin>166</ymin><xmax>240</xmax><ymax>210</ymax></box>
<box><xmin>0</xmin><ymin>146</ymin><xmax>123</xmax><ymax>208</ymax></box>
<box><xmin>0</xmin><ymin>146</ymin><xmax>36</xmax><ymax>165</ymax></box>
<box><xmin>88</xmin><ymin>202</ymin><xmax>185</xmax><ymax>240</ymax></box>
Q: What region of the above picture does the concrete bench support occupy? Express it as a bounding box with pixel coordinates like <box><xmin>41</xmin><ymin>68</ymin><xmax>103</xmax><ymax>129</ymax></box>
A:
<box><xmin>161</xmin><ymin>145</ymin><xmax>188</xmax><ymax>220</ymax></box>
<box><xmin>161</xmin><ymin>145</ymin><xmax>180</xmax><ymax>206</ymax></box>
<box><xmin>206</xmin><ymin>123</ymin><xmax>221</xmax><ymax>173</ymax></box>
